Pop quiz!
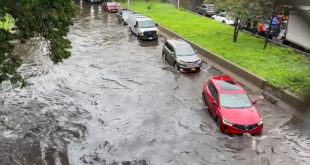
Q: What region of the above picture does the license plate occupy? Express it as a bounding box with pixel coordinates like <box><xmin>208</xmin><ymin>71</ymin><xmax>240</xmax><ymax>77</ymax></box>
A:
<box><xmin>191</xmin><ymin>68</ymin><xmax>196</xmax><ymax>71</ymax></box>
<box><xmin>149</xmin><ymin>37</ymin><xmax>152</xmax><ymax>40</ymax></box>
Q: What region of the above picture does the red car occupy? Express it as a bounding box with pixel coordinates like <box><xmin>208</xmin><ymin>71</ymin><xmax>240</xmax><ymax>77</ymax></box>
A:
<box><xmin>103</xmin><ymin>2</ymin><xmax>119</xmax><ymax>13</ymax></box>
<box><xmin>202</xmin><ymin>75</ymin><xmax>263</xmax><ymax>135</ymax></box>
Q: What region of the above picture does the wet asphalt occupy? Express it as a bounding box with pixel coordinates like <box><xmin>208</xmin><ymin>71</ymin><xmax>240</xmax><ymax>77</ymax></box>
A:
<box><xmin>0</xmin><ymin>2</ymin><xmax>309</xmax><ymax>165</ymax></box>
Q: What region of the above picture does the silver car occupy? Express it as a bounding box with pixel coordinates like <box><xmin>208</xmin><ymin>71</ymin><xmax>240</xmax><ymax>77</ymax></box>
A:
<box><xmin>162</xmin><ymin>39</ymin><xmax>202</xmax><ymax>72</ymax></box>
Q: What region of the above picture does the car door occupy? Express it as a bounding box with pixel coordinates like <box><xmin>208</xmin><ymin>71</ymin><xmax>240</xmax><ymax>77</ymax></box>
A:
<box><xmin>169</xmin><ymin>46</ymin><xmax>177</xmax><ymax>65</ymax></box>
<box><xmin>117</xmin><ymin>11</ymin><xmax>122</xmax><ymax>21</ymax></box>
<box><xmin>134</xmin><ymin>21</ymin><xmax>139</xmax><ymax>35</ymax></box>
<box><xmin>201</xmin><ymin>5</ymin><xmax>207</xmax><ymax>14</ymax></box>
<box><xmin>163</xmin><ymin>42</ymin><xmax>169</xmax><ymax>59</ymax></box>
<box><xmin>166</xmin><ymin>43</ymin><xmax>175</xmax><ymax>65</ymax></box>
<box><xmin>219</xmin><ymin>13</ymin><xmax>226</xmax><ymax>22</ymax></box>
<box><xmin>206</xmin><ymin>81</ymin><xmax>219</xmax><ymax>118</ymax></box>
<box><xmin>215</xmin><ymin>14</ymin><xmax>222</xmax><ymax>22</ymax></box>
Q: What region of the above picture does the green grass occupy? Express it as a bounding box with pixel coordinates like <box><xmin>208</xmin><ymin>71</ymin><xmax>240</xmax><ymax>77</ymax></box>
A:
<box><xmin>124</xmin><ymin>0</ymin><xmax>310</xmax><ymax>97</ymax></box>
<box><xmin>0</xmin><ymin>14</ymin><xmax>15</xmax><ymax>31</ymax></box>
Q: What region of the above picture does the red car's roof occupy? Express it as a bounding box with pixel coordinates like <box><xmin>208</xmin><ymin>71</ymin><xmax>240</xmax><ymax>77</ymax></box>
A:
<box><xmin>210</xmin><ymin>75</ymin><xmax>245</xmax><ymax>94</ymax></box>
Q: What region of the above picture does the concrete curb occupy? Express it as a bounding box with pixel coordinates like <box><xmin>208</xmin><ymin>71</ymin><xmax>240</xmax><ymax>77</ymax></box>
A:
<box><xmin>157</xmin><ymin>25</ymin><xmax>307</xmax><ymax>113</ymax></box>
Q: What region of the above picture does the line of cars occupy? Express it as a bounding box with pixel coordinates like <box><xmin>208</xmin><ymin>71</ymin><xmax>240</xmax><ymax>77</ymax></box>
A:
<box><xmin>104</xmin><ymin>3</ymin><xmax>264</xmax><ymax>135</ymax></box>
<box><xmin>162</xmin><ymin>40</ymin><xmax>263</xmax><ymax>135</ymax></box>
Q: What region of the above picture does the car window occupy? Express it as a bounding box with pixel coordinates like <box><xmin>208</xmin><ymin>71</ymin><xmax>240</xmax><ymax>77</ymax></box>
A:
<box><xmin>220</xmin><ymin>94</ymin><xmax>252</xmax><ymax>109</ymax></box>
<box><xmin>165</xmin><ymin>43</ymin><xmax>174</xmax><ymax>52</ymax></box>
<box><xmin>220</xmin><ymin>13</ymin><xmax>226</xmax><ymax>17</ymax></box>
<box><xmin>202</xmin><ymin>5</ymin><xmax>206</xmax><ymax>8</ymax></box>
<box><xmin>138</xmin><ymin>20</ymin><xmax>155</xmax><ymax>28</ymax></box>
<box><xmin>208</xmin><ymin>82</ymin><xmax>218</xmax><ymax>102</ymax></box>
<box><xmin>175</xmin><ymin>46</ymin><xmax>195</xmax><ymax>56</ymax></box>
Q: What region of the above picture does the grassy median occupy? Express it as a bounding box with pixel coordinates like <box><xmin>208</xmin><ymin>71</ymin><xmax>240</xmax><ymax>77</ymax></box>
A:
<box><xmin>123</xmin><ymin>0</ymin><xmax>310</xmax><ymax>97</ymax></box>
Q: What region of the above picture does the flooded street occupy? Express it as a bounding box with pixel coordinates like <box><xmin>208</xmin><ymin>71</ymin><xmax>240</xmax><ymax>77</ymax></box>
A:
<box><xmin>1</xmin><ymin>2</ymin><xmax>310</xmax><ymax>165</ymax></box>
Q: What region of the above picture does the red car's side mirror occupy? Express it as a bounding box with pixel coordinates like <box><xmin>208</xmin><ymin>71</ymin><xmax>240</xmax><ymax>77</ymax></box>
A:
<box><xmin>252</xmin><ymin>100</ymin><xmax>257</xmax><ymax>105</ymax></box>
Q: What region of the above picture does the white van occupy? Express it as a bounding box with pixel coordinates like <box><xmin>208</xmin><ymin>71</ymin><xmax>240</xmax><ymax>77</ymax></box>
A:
<box><xmin>128</xmin><ymin>14</ymin><xmax>159</xmax><ymax>40</ymax></box>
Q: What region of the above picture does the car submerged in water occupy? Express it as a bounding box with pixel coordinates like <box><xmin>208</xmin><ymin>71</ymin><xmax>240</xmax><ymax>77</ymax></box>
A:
<box><xmin>128</xmin><ymin>14</ymin><xmax>159</xmax><ymax>40</ymax></box>
<box><xmin>102</xmin><ymin>1</ymin><xmax>119</xmax><ymax>13</ymax></box>
<box><xmin>202</xmin><ymin>75</ymin><xmax>263</xmax><ymax>135</ymax></box>
<box><xmin>162</xmin><ymin>39</ymin><xmax>202</xmax><ymax>72</ymax></box>
<box><xmin>117</xmin><ymin>9</ymin><xmax>132</xmax><ymax>25</ymax></box>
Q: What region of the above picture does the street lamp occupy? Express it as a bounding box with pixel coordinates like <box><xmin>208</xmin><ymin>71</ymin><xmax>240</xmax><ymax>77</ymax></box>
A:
<box><xmin>128</xmin><ymin>0</ymin><xmax>130</xmax><ymax>9</ymax></box>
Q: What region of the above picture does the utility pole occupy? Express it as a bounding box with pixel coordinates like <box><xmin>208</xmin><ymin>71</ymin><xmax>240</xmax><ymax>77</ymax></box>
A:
<box><xmin>178</xmin><ymin>0</ymin><xmax>180</xmax><ymax>10</ymax></box>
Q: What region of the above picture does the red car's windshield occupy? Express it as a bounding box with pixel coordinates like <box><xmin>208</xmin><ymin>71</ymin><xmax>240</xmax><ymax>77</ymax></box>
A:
<box><xmin>220</xmin><ymin>93</ymin><xmax>252</xmax><ymax>109</ymax></box>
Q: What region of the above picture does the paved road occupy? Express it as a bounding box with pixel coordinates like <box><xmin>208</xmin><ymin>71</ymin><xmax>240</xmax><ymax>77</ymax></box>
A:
<box><xmin>0</xmin><ymin>2</ymin><xmax>309</xmax><ymax>165</ymax></box>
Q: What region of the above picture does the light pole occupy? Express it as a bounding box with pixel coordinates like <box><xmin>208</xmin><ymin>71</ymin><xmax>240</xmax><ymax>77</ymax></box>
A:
<box><xmin>127</xmin><ymin>0</ymin><xmax>130</xmax><ymax>9</ymax></box>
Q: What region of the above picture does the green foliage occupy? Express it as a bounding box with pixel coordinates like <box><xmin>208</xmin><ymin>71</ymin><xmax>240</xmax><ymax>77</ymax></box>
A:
<box><xmin>0</xmin><ymin>14</ymin><xmax>15</xmax><ymax>31</ymax></box>
<box><xmin>124</xmin><ymin>1</ymin><xmax>310</xmax><ymax>96</ymax></box>
<box><xmin>0</xmin><ymin>0</ymin><xmax>76</xmax><ymax>85</ymax></box>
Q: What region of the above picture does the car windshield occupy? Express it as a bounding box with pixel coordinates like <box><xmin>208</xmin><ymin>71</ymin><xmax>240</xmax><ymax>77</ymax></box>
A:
<box><xmin>220</xmin><ymin>94</ymin><xmax>252</xmax><ymax>109</ymax></box>
<box><xmin>176</xmin><ymin>46</ymin><xmax>195</xmax><ymax>56</ymax></box>
<box><xmin>138</xmin><ymin>20</ymin><xmax>155</xmax><ymax>28</ymax></box>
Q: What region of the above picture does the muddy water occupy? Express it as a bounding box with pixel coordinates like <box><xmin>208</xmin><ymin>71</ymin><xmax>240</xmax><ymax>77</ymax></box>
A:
<box><xmin>0</xmin><ymin>2</ymin><xmax>310</xmax><ymax>165</ymax></box>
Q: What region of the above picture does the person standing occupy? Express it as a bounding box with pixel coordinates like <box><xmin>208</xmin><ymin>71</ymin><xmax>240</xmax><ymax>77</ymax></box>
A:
<box><xmin>257</xmin><ymin>22</ymin><xmax>265</xmax><ymax>36</ymax></box>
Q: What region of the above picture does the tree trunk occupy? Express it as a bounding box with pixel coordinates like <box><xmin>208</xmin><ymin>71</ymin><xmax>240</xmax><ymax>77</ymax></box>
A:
<box><xmin>233</xmin><ymin>24</ymin><xmax>239</xmax><ymax>42</ymax></box>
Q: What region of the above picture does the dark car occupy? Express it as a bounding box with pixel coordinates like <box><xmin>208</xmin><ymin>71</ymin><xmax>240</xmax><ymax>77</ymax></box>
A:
<box><xmin>202</xmin><ymin>75</ymin><xmax>263</xmax><ymax>135</ymax></box>
<box><xmin>196</xmin><ymin>4</ymin><xmax>217</xmax><ymax>17</ymax></box>
<box><xmin>162</xmin><ymin>39</ymin><xmax>202</xmax><ymax>72</ymax></box>
<box><xmin>117</xmin><ymin>9</ymin><xmax>132</xmax><ymax>25</ymax></box>
<box><xmin>103</xmin><ymin>2</ymin><xmax>119</xmax><ymax>13</ymax></box>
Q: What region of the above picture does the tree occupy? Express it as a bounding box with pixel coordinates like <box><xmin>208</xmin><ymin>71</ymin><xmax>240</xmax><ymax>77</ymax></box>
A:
<box><xmin>0</xmin><ymin>0</ymin><xmax>76</xmax><ymax>86</ymax></box>
<box><xmin>214</xmin><ymin>0</ymin><xmax>263</xmax><ymax>42</ymax></box>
